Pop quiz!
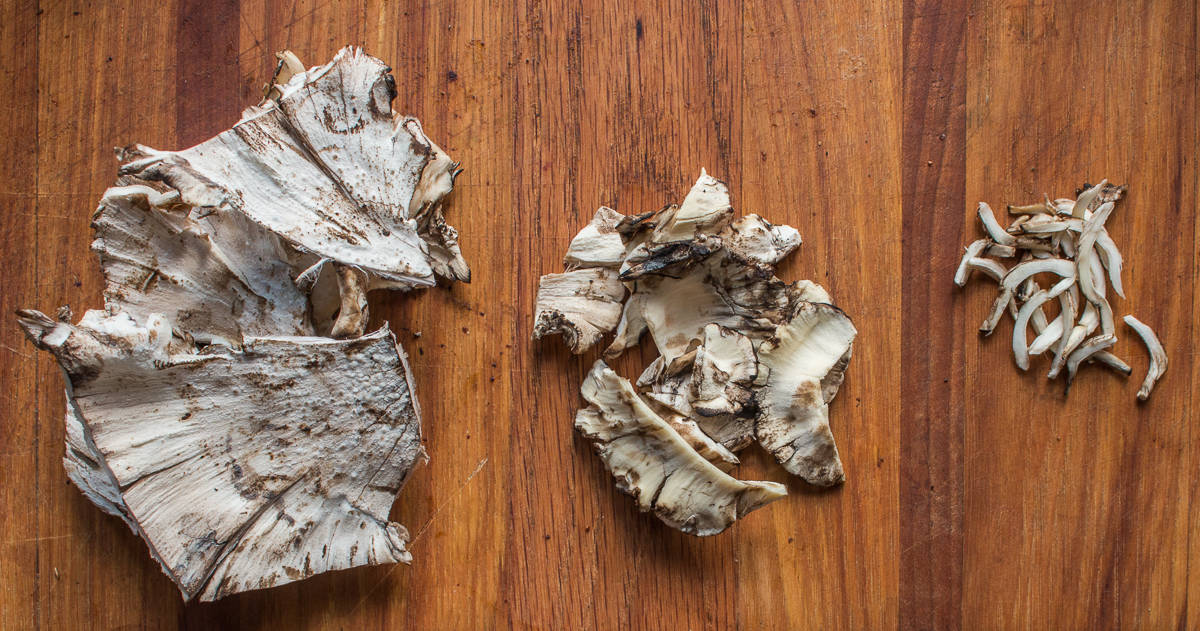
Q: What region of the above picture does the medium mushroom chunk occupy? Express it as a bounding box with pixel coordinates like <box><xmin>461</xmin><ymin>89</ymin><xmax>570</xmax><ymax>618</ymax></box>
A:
<box><xmin>755</xmin><ymin>302</ymin><xmax>857</xmax><ymax>486</ymax></box>
<box><xmin>18</xmin><ymin>310</ymin><xmax>423</xmax><ymax>601</ymax></box>
<box><xmin>953</xmin><ymin>180</ymin><xmax>1165</xmax><ymax>399</ymax></box>
<box><xmin>535</xmin><ymin>170</ymin><xmax>857</xmax><ymax>535</ymax></box>
<box><xmin>576</xmin><ymin>362</ymin><xmax>785</xmax><ymax>536</ymax></box>
<box><xmin>564</xmin><ymin>206</ymin><xmax>627</xmax><ymax>269</ymax></box>
<box><xmin>532</xmin><ymin>268</ymin><xmax>627</xmax><ymax>354</ymax></box>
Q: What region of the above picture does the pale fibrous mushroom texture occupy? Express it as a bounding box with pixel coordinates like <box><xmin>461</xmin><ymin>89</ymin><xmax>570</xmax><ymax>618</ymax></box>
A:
<box><xmin>18</xmin><ymin>47</ymin><xmax>467</xmax><ymax>601</ymax></box>
<box><xmin>534</xmin><ymin>170</ymin><xmax>857</xmax><ymax>535</ymax></box>
<box><xmin>576</xmin><ymin>362</ymin><xmax>785</xmax><ymax>536</ymax></box>
<box><xmin>954</xmin><ymin>181</ymin><xmax>1166</xmax><ymax>399</ymax></box>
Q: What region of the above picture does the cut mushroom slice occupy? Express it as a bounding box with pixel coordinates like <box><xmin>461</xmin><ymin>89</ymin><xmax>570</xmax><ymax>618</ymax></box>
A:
<box><xmin>1124</xmin><ymin>315</ymin><xmax>1167</xmax><ymax>401</ymax></box>
<box><xmin>120</xmin><ymin>47</ymin><xmax>467</xmax><ymax>289</ymax></box>
<box><xmin>576</xmin><ymin>361</ymin><xmax>785</xmax><ymax>536</ymax></box>
<box><xmin>1070</xmin><ymin>179</ymin><xmax>1107</xmax><ymax>219</ymax></box>
<box><xmin>639</xmin><ymin>393</ymin><xmax>741</xmax><ymax>472</ymax></box>
<box><xmin>93</xmin><ymin>181</ymin><xmax>312</xmax><ymax>344</ymax></box>
<box><xmin>633</xmin><ymin>263</ymin><xmax>789</xmax><ymax>362</ymax></box>
<box><xmin>533</xmin><ymin>268</ymin><xmax>627</xmax><ymax>354</ymax></box>
<box><xmin>1012</xmin><ymin>281</ymin><xmax>1070</xmax><ymax>371</ymax></box>
<box><xmin>17</xmin><ymin>309</ymin><xmax>424</xmax><ymax>602</ymax></box>
<box><xmin>980</xmin><ymin>258</ymin><xmax>1075</xmax><ymax>335</ymax></box>
<box><xmin>1064</xmin><ymin>333</ymin><xmax>1117</xmax><ymax>394</ymax></box>
<box><xmin>755</xmin><ymin>302</ymin><xmax>857</xmax><ymax>486</ymax></box>
<box><xmin>651</xmin><ymin>169</ymin><xmax>734</xmax><ymax>244</ymax></box>
<box><xmin>564</xmin><ymin>207</ymin><xmax>627</xmax><ymax>269</ymax></box>
<box><xmin>978</xmin><ymin>202</ymin><xmax>1017</xmax><ymax>246</ymax></box>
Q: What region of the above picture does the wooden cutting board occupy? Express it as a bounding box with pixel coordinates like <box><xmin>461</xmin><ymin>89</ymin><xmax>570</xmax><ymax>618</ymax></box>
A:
<box><xmin>1</xmin><ymin>0</ymin><xmax>1194</xmax><ymax>628</ymax></box>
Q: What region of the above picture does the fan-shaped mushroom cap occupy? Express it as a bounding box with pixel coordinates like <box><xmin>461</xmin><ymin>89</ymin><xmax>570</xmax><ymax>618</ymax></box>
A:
<box><xmin>119</xmin><ymin>47</ymin><xmax>467</xmax><ymax>288</ymax></box>
<box><xmin>18</xmin><ymin>309</ymin><xmax>423</xmax><ymax>602</ymax></box>
<box><xmin>564</xmin><ymin>206</ymin><xmax>627</xmax><ymax>269</ymax></box>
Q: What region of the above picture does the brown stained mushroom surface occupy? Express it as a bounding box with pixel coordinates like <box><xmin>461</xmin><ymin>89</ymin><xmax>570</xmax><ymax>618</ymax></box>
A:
<box><xmin>954</xmin><ymin>181</ymin><xmax>1166</xmax><ymax>399</ymax></box>
<box><xmin>534</xmin><ymin>171</ymin><xmax>857</xmax><ymax>535</ymax></box>
<box><xmin>16</xmin><ymin>47</ymin><xmax>467</xmax><ymax>601</ymax></box>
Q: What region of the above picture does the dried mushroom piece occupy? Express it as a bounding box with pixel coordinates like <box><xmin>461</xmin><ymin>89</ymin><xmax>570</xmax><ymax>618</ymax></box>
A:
<box><xmin>954</xmin><ymin>181</ymin><xmax>1166</xmax><ymax>399</ymax></box>
<box><xmin>120</xmin><ymin>47</ymin><xmax>468</xmax><ymax>338</ymax></box>
<box><xmin>93</xmin><ymin>180</ymin><xmax>312</xmax><ymax>344</ymax></box>
<box><xmin>576</xmin><ymin>362</ymin><xmax>784</xmax><ymax>536</ymax></box>
<box><xmin>535</xmin><ymin>170</ymin><xmax>856</xmax><ymax>535</ymax></box>
<box><xmin>1124</xmin><ymin>315</ymin><xmax>1167</xmax><ymax>401</ymax></box>
<box><xmin>17</xmin><ymin>47</ymin><xmax>469</xmax><ymax>600</ymax></box>
<box><xmin>564</xmin><ymin>206</ymin><xmax>627</xmax><ymax>269</ymax></box>
<box><xmin>532</xmin><ymin>268</ymin><xmax>627</xmax><ymax>353</ymax></box>
<box><xmin>755</xmin><ymin>302</ymin><xmax>857</xmax><ymax>486</ymax></box>
<box><xmin>18</xmin><ymin>310</ymin><xmax>423</xmax><ymax>601</ymax></box>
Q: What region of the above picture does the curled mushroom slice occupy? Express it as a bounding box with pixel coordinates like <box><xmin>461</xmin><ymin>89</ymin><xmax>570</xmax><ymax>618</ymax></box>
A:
<box><xmin>1092</xmin><ymin>351</ymin><xmax>1132</xmax><ymax>376</ymax></box>
<box><xmin>120</xmin><ymin>47</ymin><xmax>467</xmax><ymax>291</ymax></box>
<box><xmin>1094</xmin><ymin>231</ymin><xmax>1125</xmax><ymax>298</ymax></box>
<box><xmin>532</xmin><ymin>268</ymin><xmax>627</xmax><ymax>354</ymax></box>
<box><xmin>1012</xmin><ymin>277</ymin><xmax>1072</xmax><ymax>370</ymax></box>
<box><xmin>1070</xmin><ymin>179</ymin><xmax>1107</xmax><ymax>219</ymax></box>
<box><xmin>576</xmin><ymin>361</ymin><xmax>785</xmax><ymax>535</ymax></box>
<box><xmin>564</xmin><ymin>206</ymin><xmax>627</xmax><ymax>269</ymax></box>
<box><xmin>1124</xmin><ymin>315</ymin><xmax>1167</xmax><ymax>401</ymax></box>
<box><xmin>1064</xmin><ymin>333</ymin><xmax>1117</xmax><ymax>393</ymax></box>
<box><xmin>954</xmin><ymin>239</ymin><xmax>991</xmax><ymax>286</ymax></box>
<box><xmin>978</xmin><ymin>202</ymin><xmax>1016</xmax><ymax>246</ymax></box>
<box><xmin>17</xmin><ymin>309</ymin><xmax>424</xmax><ymax>601</ymax></box>
<box><xmin>755</xmin><ymin>302</ymin><xmax>857</xmax><ymax>486</ymax></box>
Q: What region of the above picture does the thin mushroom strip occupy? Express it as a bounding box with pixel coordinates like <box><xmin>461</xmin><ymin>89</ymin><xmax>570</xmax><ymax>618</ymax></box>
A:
<box><xmin>1124</xmin><ymin>315</ymin><xmax>1168</xmax><ymax>401</ymax></box>
<box><xmin>952</xmin><ymin>180</ymin><xmax>1166</xmax><ymax>399</ymax></box>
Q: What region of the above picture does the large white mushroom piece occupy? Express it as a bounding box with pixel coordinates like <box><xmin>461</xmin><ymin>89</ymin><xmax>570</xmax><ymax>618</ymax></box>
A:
<box><xmin>954</xmin><ymin>182</ymin><xmax>1166</xmax><ymax>399</ymax></box>
<box><xmin>18</xmin><ymin>47</ymin><xmax>467</xmax><ymax>601</ymax></box>
<box><xmin>534</xmin><ymin>171</ymin><xmax>857</xmax><ymax>536</ymax></box>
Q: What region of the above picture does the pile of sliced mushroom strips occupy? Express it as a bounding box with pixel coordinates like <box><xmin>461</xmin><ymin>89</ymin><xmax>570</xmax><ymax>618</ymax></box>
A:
<box><xmin>955</xmin><ymin>181</ymin><xmax>1166</xmax><ymax>399</ymax></box>
<box><xmin>533</xmin><ymin>171</ymin><xmax>857</xmax><ymax>536</ymax></box>
<box><xmin>17</xmin><ymin>48</ymin><xmax>468</xmax><ymax>601</ymax></box>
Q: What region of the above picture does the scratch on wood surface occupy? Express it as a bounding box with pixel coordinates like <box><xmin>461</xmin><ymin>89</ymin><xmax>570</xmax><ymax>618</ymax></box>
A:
<box><xmin>411</xmin><ymin>457</ymin><xmax>490</xmax><ymax>545</ymax></box>
<box><xmin>348</xmin><ymin>457</ymin><xmax>489</xmax><ymax>616</ymax></box>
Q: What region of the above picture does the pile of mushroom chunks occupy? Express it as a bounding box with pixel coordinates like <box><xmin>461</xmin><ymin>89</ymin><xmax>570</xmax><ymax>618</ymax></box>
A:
<box><xmin>534</xmin><ymin>171</ymin><xmax>858</xmax><ymax>535</ymax></box>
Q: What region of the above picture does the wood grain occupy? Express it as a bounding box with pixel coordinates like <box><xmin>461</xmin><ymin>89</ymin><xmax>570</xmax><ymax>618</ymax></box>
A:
<box><xmin>0</xmin><ymin>1</ymin><xmax>1195</xmax><ymax>629</ymax></box>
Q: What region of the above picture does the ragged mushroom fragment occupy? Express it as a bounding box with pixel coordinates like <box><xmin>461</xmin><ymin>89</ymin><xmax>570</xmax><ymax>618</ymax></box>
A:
<box><xmin>17</xmin><ymin>47</ymin><xmax>470</xmax><ymax>600</ymax></box>
<box><xmin>953</xmin><ymin>180</ymin><xmax>1166</xmax><ymax>399</ymax></box>
<box><xmin>119</xmin><ymin>46</ymin><xmax>469</xmax><ymax>339</ymax></box>
<box><xmin>576</xmin><ymin>362</ymin><xmax>785</xmax><ymax>536</ymax></box>
<box><xmin>535</xmin><ymin>171</ymin><xmax>857</xmax><ymax>535</ymax></box>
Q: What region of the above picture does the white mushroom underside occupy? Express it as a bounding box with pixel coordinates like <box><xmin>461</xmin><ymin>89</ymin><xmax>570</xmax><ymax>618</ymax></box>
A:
<box><xmin>20</xmin><ymin>310</ymin><xmax>423</xmax><ymax>602</ymax></box>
